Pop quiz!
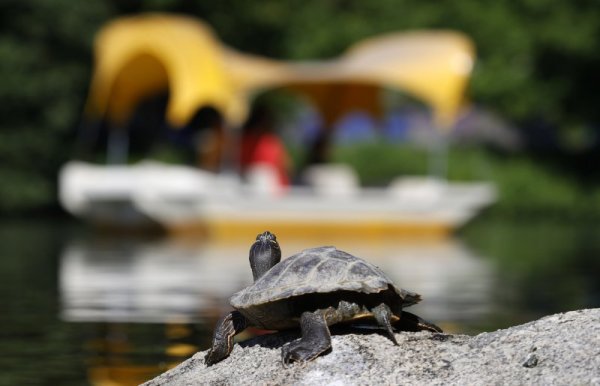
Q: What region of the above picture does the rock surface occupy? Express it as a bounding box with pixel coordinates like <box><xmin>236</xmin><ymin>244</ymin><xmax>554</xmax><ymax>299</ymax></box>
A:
<box><xmin>145</xmin><ymin>309</ymin><xmax>600</xmax><ymax>385</ymax></box>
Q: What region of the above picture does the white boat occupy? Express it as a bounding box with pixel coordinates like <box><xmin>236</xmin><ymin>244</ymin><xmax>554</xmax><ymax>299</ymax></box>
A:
<box><xmin>59</xmin><ymin>160</ymin><xmax>495</xmax><ymax>238</ymax></box>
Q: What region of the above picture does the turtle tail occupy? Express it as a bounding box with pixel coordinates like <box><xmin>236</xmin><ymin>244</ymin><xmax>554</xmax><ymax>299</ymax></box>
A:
<box><xmin>395</xmin><ymin>311</ymin><xmax>443</xmax><ymax>333</ymax></box>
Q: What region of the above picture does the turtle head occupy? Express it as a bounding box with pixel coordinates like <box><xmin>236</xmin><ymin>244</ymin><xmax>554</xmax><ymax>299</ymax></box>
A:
<box><xmin>249</xmin><ymin>231</ymin><xmax>281</xmax><ymax>282</ymax></box>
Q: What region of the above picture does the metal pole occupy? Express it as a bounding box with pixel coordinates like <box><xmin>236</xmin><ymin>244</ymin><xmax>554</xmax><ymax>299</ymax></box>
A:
<box><xmin>428</xmin><ymin>128</ymin><xmax>448</xmax><ymax>180</ymax></box>
<box><xmin>107</xmin><ymin>126</ymin><xmax>129</xmax><ymax>164</ymax></box>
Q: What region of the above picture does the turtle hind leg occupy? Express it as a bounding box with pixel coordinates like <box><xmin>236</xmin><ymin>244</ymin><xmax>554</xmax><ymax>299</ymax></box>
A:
<box><xmin>372</xmin><ymin>303</ymin><xmax>399</xmax><ymax>345</ymax></box>
<box><xmin>395</xmin><ymin>311</ymin><xmax>443</xmax><ymax>333</ymax></box>
<box><xmin>282</xmin><ymin>310</ymin><xmax>332</xmax><ymax>365</ymax></box>
<box><xmin>205</xmin><ymin>310</ymin><xmax>249</xmax><ymax>366</ymax></box>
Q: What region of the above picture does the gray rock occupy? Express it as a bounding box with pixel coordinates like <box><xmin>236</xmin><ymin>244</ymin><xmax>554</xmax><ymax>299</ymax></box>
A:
<box><xmin>145</xmin><ymin>309</ymin><xmax>600</xmax><ymax>385</ymax></box>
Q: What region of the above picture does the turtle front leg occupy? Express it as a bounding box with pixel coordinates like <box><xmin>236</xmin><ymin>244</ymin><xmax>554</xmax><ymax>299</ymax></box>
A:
<box><xmin>282</xmin><ymin>310</ymin><xmax>332</xmax><ymax>365</ymax></box>
<box><xmin>205</xmin><ymin>310</ymin><xmax>248</xmax><ymax>366</ymax></box>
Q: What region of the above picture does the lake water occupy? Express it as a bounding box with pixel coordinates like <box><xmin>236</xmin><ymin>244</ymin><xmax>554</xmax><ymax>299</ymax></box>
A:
<box><xmin>0</xmin><ymin>217</ymin><xmax>598</xmax><ymax>385</ymax></box>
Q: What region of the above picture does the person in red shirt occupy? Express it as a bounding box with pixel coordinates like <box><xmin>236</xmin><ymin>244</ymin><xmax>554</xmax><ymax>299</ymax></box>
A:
<box><xmin>240</xmin><ymin>106</ymin><xmax>291</xmax><ymax>189</ymax></box>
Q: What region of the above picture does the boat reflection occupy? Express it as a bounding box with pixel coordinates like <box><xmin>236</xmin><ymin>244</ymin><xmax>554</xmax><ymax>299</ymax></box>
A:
<box><xmin>60</xmin><ymin>235</ymin><xmax>494</xmax><ymax>328</ymax></box>
<box><xmin>82</xmin><ymin>322</ymin><xmax>199</xmax><ymax>386</ymax></box>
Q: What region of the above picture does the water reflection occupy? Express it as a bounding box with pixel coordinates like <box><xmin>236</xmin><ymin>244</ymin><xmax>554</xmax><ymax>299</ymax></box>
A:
<box><xmin>2</xmin><ymin>219</ymin><xmax>598</xmax><ymax>385</ymax></box>
<box><xmin>59</xmin><ymin>234</ymin><xmax>496</xmax><ymax>384</ymax></box>
<box><xmin>60</xmin><ymin>235</ymin><xmax>494</xmax><ymax>330</ymax></box>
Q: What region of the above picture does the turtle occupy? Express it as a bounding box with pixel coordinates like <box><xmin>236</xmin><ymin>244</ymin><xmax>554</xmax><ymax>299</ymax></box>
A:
<box><xmin>205</xmin><ymin>231</ymin><xmax>442</xmax><ymax>366</ymax></box>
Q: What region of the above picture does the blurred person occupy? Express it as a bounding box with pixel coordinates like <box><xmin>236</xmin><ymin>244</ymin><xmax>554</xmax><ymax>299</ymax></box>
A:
<box><xmin>240</xmin><ymin>105</ymin><xmax>291</xmax><ymax>192</ymax></box>
<box><xmin>144</xmin><ymin>104</ymin><xmax>227</xmax><ymax>167</ymax></box>
<box><xmin>189</xmin><ymin>107</ymin><xmax>228</xmax><ymax>172</ymax></box>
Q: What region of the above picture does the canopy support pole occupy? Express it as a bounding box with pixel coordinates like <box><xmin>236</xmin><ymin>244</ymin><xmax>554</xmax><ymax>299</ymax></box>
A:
<box><xmin>107</xmin><ymin>126</ymin><xmax>129</xmax><ymax>164</ymax></box>
<box><xmin>428</xmin><ymin>129</ymin><xmax>449</xmax><ymax>180</ymax></box>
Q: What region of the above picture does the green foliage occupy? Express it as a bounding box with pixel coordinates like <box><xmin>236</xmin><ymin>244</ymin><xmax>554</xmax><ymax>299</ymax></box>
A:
<box><xmin>331</xmin><ymin>142</ymin><xmax>429</xmax><ymax>184</ymax></box>
<box><xmin>1</xmin><ymin>0</ymin><xmax>599</xmax><ymax>213</ymax></box>
<box><xmin>0</xmin><ymin>0</ymin><xmax>114</xmax><ymax>212</ymax></box>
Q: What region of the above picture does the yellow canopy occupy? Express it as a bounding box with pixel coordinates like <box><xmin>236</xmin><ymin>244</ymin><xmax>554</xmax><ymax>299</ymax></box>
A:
<box><xmin>85</xmin><ymin>13</ymin><xmax>474</xmax><ymax>129</ymax></box>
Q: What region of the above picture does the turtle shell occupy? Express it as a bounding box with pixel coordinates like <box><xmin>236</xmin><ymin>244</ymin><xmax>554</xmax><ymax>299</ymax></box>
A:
<box><xmin>230</xmin><ymin>246</ymin><xmax>420</xmax><ymax>309</ymax></box>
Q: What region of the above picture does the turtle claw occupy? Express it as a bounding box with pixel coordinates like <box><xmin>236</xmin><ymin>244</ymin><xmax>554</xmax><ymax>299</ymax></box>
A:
<box><xmin>281</xmin><ymin>341</ymin><xmax>301</xmax><ymax>365</ymax></box>
<box><xmin>281</xmin><ymin>311</ymin><xmax>332</xmax><ymax>365</ymax></box>
<box><xmin>282</xmin><ymin>340</ymin><xmax>325</xmax><ymax>365</ymax></box>
<box><xmin>204</xmin><ymin>349</ymin><xmax>222</xmax><ymax>366</ymax></box>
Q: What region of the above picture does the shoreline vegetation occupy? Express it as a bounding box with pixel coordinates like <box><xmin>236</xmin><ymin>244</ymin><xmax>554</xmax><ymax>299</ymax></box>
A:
<box><xmin>3</xmin><ymin>142</ymin><xmax>600</xmax><ymax>221</ymax></box>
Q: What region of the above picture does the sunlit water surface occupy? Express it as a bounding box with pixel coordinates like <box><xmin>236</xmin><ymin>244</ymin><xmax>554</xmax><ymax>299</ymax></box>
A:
<box><xmin>0</xmin><ymin>218</ymin><xmax>598</xmax><ymax>385</ymax></box>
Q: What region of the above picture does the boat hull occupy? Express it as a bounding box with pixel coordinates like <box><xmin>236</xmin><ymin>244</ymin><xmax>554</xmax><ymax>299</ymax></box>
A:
<box><xmin>59</xmin><ymin>161</ymin><xmax>496</xmax><ymax>239</ymax></box>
